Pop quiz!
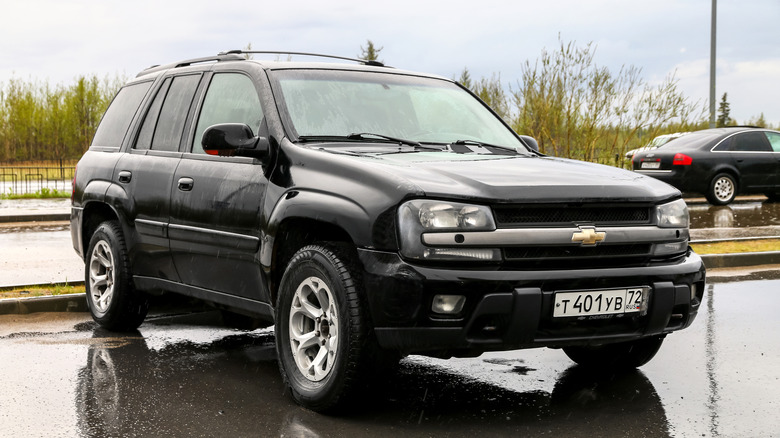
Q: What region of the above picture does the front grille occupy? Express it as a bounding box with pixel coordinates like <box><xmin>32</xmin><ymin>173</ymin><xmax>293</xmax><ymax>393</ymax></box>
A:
<box><xmin>493</xmin><ymin>205</ymin><xmax>650</xmax><ymax>226</ymax></box>
<box><xmin>504</xmin><ymin>244</ymin><xmax>652</xmax><ymax>260</ymax></box>
<box><xmin>503</xmin><ymin>244</ymin><xmax>654</xmax><ymax>269</ymax></box>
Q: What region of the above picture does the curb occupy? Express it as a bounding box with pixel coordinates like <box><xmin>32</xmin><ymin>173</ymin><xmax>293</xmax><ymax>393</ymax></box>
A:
<box><xmin>700</xmin><ymin>251</ymin><xmax>780</xmax><ymax>269</ymax></box>
<box><xmin>0</xmin><ymin>293</ymin><xmax>88</xmax><ymax>314</ymax></box>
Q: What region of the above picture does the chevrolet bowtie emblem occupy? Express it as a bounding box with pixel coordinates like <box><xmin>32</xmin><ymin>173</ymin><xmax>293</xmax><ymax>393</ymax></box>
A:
<box><xmin>572</xmin><ymin>226</ymin><xmax>606</xmax><ymax>246</ymax></box>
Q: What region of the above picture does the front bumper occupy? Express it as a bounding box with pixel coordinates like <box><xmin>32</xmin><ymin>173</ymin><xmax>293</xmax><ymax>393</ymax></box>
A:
<box><xmin>357</xmin><ymin>249</ymin><xmax>705</xmax><ymax>355</ymax></box>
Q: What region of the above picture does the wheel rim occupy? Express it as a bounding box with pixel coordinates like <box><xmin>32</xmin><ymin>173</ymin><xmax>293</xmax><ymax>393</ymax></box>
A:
<box><xmin>288</xmin><ymin>276</ymin><xmax>339</xmax><ymax>382</ymax></box>
<box><xmin>713</xmin><ymin>177</ymin><xmax>734</xmax><ymax>202</ymax></box>
<box><xmin>89</xmin><ymin>240</ymin><xmax>115</xmax><ymax>315</ymax></box>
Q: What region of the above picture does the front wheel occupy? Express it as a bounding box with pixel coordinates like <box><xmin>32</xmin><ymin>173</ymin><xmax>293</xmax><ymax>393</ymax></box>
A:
<box><xmin>85</xmin><ymin>221</ymin><xmax>148</xmax><ymax>331</ymax></box>
<box><xmin>563</xmin><ymin>336</ymin><xmax>664</xmax><ymax>370</ymax></box>
<box><xmin>275</xmin><ymin>243</ymin><xmax>374</xmax><ymax>412</ymax></box>
<box><xmin>706</xmin><ymin>173</ymin><xmax>737</xmax><ymax>205</ymax></box>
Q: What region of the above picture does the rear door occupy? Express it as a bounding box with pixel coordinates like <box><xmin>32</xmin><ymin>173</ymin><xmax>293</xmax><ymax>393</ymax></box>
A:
<box><xmin>168</xmin><ymin>71</ymin><xmax>270</xmax><ymax>301</ymax></box>
<box><xmin>726</xmin><ymin>131</ymin><xmax>775</xmax><ymax>190</ymax></box>
<box><xmin>114</xmin><ymin>73</ymin><xmax>202</xmax><ymax>281</ymax></box>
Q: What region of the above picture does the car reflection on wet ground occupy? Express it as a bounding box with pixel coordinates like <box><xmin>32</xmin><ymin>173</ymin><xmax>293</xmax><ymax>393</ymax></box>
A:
<box><xmin>689</xmin><ymin>199</ymin><xmax>780</xmax><ymax>230</ymax></box>
<box><xmin>1</xmin><ymin>279</ymin><xmax>778</xmax><ymax>437</ymax></box>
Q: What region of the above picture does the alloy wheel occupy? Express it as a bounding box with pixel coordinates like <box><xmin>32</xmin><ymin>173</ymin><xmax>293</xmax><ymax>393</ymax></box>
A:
<box><xmin>89</xmin><ymin>240</ymin><xmax>115</xmax><ymax>315</ymax></box>
<box><xmin>288</xmin><ymin>276</ymin><xmax>339</xmax><ymax>382</ymax></box>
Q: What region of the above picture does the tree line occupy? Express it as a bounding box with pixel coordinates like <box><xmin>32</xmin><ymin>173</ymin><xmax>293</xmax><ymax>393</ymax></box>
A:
<box><xmin>456</xmin><ymin>38</ymin><xmax>774</xmax><ymax>166</ymax></box>
<box><xmin>0</xmin><ymin>75</ymin><xmax>122</xmax><ymax>162</ymax></box>
<box><xmin>1</xmin><ymin>39</ymin><xmax>774</xmax><ymax>164</ymax></box>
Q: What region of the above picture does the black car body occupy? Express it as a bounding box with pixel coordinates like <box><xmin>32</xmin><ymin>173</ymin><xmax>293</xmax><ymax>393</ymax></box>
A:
<box><xmin>71</xmin><ymin>52</ymin><xmax>705</xmax><ymax>412</ymax></box>
<box><xmin>632</xmin><ymin>127</ymin><xmax>780</xmax><ymax>205</ymax></box>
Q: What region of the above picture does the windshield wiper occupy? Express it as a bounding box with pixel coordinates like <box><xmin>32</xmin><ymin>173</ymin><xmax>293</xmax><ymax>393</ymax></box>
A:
<box><xmin>347</xmin><ymin>133</ymin><xmax>445</xmax><ymax>152</ymax></box>
<box><xmin>347</xmin><ymin>132</ymin><xmax>420</xmax><ymax>146</ymax></box>
<box><xmin>451</xmin><ymin>139</ymin><xmax>528</xmax><ymax>155</ymax></box>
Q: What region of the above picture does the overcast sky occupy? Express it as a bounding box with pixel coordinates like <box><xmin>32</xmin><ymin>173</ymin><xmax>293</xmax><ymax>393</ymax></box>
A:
<box><xmin>2</xmin><ymin>0</ymin><xmax>779</xmax><ymax>125</ymax></box>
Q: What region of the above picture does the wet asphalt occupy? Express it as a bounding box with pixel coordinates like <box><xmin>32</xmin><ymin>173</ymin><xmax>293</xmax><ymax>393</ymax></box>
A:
<box><xmin>1</xmin><ymin>198</ymin><xmax>779</xmax><ymax>436</ymax></box>
<box><xmin>0</xmin><ymin>279</ymin><xmax>778</xmax><ymax>437</ymax></box>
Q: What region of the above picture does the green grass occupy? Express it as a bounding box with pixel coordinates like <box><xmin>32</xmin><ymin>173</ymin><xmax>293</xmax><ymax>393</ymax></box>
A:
<box><xmin>0</xmin><ymin>283</ymin><xmax>84</xmax><ymax>299</ymax></box>
<box><xmin>0</xmin><ymin>187</ymin><xmax>70</xmax><ymax>199</ymax></box>
<box><xmin>690</xmin><ymin>239</ymin><xmax>780</xmax><ymax>255</ymax></box>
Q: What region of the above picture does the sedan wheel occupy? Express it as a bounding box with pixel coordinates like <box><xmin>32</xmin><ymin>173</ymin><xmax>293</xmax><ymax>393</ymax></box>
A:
<box><xmin>706</xmin><ymin>173</ymin><xmax>737</xmax><ymax>205</ymax></box>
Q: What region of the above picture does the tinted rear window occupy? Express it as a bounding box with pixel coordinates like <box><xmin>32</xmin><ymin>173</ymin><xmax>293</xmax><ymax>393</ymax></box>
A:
<box><xmin>91</xmin><ymin>81</ymin><xmax>153</xmax><ymax>147</ymax></box>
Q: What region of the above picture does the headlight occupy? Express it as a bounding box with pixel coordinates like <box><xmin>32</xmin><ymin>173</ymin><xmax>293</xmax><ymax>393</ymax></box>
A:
<box><xmin>656</xmin><ymin>199</ymin><xmax>689</xmax><ymax>228</ymax></box>
<box><xmin>398</xmin><ymin>200</ymin><xmax>499</xmax><ymax>261</ymax></box>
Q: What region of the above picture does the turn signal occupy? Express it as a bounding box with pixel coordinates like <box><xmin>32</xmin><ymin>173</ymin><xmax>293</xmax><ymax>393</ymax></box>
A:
<box><xmin>673</xmin><ymin>153</ymin><xmax>693</xmax><ymax>165</ymax></box>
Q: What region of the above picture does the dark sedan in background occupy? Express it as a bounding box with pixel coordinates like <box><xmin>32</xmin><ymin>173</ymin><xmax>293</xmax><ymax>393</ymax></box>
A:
<box><xmin>632</xmin><ymin>127</ymin><xmax>780</xmax><ymax>205</ymax></box>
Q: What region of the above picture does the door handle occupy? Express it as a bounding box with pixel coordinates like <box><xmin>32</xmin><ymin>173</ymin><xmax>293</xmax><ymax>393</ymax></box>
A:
<box><xmin>178</xmin><ymin>177</ymin><xmax>194</xmax><ymax>191</ymax></box>
<box><xmin>118</xmin><ymin>171</ymin><xmax>132</xmax><ymax>183</ymax></box>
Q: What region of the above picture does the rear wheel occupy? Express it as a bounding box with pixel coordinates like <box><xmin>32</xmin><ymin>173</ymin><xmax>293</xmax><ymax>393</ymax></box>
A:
<box><xmin>563</xmin><ymin>336</ymin><xmax>664</xmax><ymax>370</ymax></box>
<box><xmin>706</xmin><ymin>173</ymin><xmax>737</xmax><ymax>205</ymax></box>
<box><xmin>275</xmin><ymin>243</ymin><xmax>377</xmax><ymax>412</ymax></box>
<box><xmin>85</xmin><ymin>221</ymin><xmax>148</xmax><ymax>331</ymax></box>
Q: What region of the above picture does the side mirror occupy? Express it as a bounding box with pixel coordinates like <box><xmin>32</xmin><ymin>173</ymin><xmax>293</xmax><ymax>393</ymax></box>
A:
<box><xmin>202</xmin><ymin>123</ymin><xmax>269</xmax><ymax>159</ymax></box>
<box><xmin>519</xmin><ymin>135</ymin><xmax>539</xmax><ymax>152</ymax></box>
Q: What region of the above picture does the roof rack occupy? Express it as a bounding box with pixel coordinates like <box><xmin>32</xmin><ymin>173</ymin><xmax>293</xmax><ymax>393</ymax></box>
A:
<box><xmin>218</xmin><ymin>50</ymin><xmax>386</xmax><ymax>67</ymax></box>
<box><xmin>137</xmin><ymin>53</ymin><xmax>246</xmax><ymax>77</ymax></box>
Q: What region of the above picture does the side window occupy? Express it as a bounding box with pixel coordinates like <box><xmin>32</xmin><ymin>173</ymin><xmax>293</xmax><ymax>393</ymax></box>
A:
<box><xmin>764</xmin><ymin>132</ymin><xmax>780</xmax><ymax>152</ymax></box>
<box><xmin>135</xmin><ymin>78</ymin><xmax>171</xmax><ymax>150</ymax></box>
<box><xmin>134</xmin><ymin>74</ymin><xmax>201</xmax><ymax>152</ymax></box>
<box><xmin>712</xmin><ymin>137</ymin><xmax>733</xmax><ymax>152</ymax></box>
<box><xmin>731</xmin><ymin>131</ymin><xmax>771</xmax><ymax>152</ymax></box>
<box><xmin>192</xmin><ymin>73</ymin><xmax>263</xmax><ymax>154</ymax></box>
<box><xmin>91</xmin><ymin>81</ymin><xmax>153</xmax><ymax>147</ymax></box>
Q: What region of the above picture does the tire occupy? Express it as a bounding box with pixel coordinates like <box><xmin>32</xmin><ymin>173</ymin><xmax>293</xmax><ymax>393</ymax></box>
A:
<box><xmin>85</xmin><ymin>221</ymin><xmax>148</xmax><ymax>331</ymax></box>
<box><xmin>706</xmin><ymin>173</ymin><xmax>737</xmax><ymax>205</ymax></box>
<box><xmin>562</xmin><ymin>336</ymin><xmax>664</xmax><ymax>370</ymax></box>
<box><xmin>275</xmin><ymin>243</ymin><xmax>374</xmax><ymax>412</ymax></box>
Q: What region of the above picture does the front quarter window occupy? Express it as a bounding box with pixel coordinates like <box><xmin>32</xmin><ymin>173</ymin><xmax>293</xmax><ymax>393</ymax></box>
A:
<box><xmin>192</xmin><ymin>73</ymin><xmax>264</xmax><ymax>154</ymax></box>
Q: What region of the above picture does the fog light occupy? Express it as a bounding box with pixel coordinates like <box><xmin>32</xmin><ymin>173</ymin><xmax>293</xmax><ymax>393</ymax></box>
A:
<box><xmin>691</xmin><ymin>283</ymin><xmax>697</xmax><ymax>301</ymax></box>
<box><xmin>432</xmin><ymin>295</ymin><xmax>466</xmax><ymax>314</ymax></box>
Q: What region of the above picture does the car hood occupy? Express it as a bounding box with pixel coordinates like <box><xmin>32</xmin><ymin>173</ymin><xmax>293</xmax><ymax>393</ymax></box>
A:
<box><xmin>288</xmin><ymin>145</ymin><xmax>680</xmax><ymax>204</ymax></box>
<box><xmin>374</xmin><ymin>152</ymin><xmax>679</xmax><ymax>202</ymax></box>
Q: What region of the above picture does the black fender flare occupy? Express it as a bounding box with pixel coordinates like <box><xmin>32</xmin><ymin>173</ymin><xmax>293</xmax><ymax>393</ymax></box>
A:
<box><xmin>260</xmin><ymin>189</ymin><xmax>372</xmax><ymax>268</ymax></box>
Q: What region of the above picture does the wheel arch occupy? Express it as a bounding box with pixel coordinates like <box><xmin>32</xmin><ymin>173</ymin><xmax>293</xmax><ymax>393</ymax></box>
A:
<box><xmin>266</xmin><ymin>216</ymin><xmax>355</xmax><ymax>305</ymax></box>
<box><xmin>81</xmin><ymin>201</ymin><xmax>121</xmax><ymax>259</ymax></box>
<box><xmin>708</xmin><ymin>165</ymin><xmax>741</xmax><ymax>190</ymax></box>
<box><xmin>79</xmin><ymin>179</ymin><xmax>133</xmax><ymax>255</ymax></box>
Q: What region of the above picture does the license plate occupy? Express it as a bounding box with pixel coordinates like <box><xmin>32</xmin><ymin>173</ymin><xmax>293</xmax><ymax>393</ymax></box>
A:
<box><xmin>641</xmin><ymin>161</ymin><xmax>661</xmax><ymax>169</ymax></box>
<box><xmin>553</xmin><ymin>288</ymin><xmax>647</xmax><ymax>318</ymax></box>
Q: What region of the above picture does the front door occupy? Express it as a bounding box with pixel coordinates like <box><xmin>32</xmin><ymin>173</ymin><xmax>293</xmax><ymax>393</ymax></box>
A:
<box><xmin>168</xmin><ymin>72</ymin><xmax>269</xmax><ymax>301</ymax></box>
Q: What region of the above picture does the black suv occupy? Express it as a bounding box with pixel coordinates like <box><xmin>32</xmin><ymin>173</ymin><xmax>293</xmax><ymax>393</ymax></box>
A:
<box><xmin>71</xmin><ymin>51</ymin><xmax>705</xmax><ymax>412</ymax></box>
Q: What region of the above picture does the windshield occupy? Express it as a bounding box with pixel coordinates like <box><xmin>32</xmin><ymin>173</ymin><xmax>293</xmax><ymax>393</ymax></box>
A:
<box><xmin>273</xmin><ymin>70</ymin><xmax>525</xmax><ymax>150</ymax></box>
